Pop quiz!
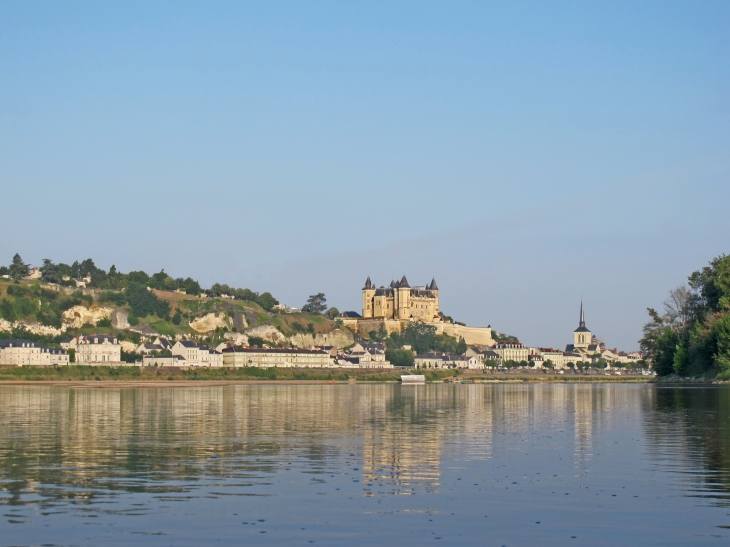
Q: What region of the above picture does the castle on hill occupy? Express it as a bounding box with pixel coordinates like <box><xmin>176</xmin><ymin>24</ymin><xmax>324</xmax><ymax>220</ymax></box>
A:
<box><xmin>340</xmin><ymin>275</ymin><xmax>493</xmax><ymax>346</ymax></box>
<box><xmin>361</xmin><ymin>275</ymin><xmax>440</xmax><ymax>321</ymax></box>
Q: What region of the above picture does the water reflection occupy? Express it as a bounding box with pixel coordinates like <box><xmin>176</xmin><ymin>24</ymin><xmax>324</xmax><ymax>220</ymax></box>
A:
<box><xmin>643</xmin><ymin>386</ymin><xmax>730</xmax><ymax>506</ymax></box>
<box><xmin>1</xmin><ymin>384</ymin><xmax>730</xmax><ymax>546</ymax></box>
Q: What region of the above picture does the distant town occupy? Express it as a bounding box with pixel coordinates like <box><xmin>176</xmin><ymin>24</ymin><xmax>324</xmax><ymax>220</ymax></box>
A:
<box><xmin>0</xmin><ymin>253</ymin><xmax>646</xmax><ymax>372</ymax></box>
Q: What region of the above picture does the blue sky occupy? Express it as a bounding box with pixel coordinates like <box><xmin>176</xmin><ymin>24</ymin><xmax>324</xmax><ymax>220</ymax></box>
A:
<box><xmin>1</xmin><ymin>1</ymin><xmax>728</xmax><ymax>350</ymax></box>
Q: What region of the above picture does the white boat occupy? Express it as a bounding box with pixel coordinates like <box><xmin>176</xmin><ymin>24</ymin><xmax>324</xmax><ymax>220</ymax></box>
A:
<box><xmin>400</xmin><ymin>374</ymin><xmax>425</xmax><ymax>384</ymax></box>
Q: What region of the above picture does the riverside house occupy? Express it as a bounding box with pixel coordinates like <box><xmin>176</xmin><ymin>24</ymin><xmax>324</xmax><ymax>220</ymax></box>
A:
<box><xmin>222</xmin><ymin>347</ymin><xmax>330</xmax><ymax>368</ymax></box>
<box><xmin>0</xmin><ymin>339</ymin><xmax>69</xmax><ymax>366</ymax></box>
<box><xmin>73</xmin><ymin>335</ymin><xmax>121</xmax><ymax>364</ymax></box>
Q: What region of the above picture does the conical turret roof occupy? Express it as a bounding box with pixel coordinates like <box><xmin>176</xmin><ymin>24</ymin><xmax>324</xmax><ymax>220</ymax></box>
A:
<box><xmin>429</xmin><ymin>277</ymin><xmax>439</xmax><ymax>290</ymax></box>
<box><xmin>363</xmin><ymin>276</ymin><xmax>373</xmax><ymax>290</ymax></box>
<box><xmin>399</xmin><ymin>275</ymin><xmax>410</xmax><ymax>288</ymax></box>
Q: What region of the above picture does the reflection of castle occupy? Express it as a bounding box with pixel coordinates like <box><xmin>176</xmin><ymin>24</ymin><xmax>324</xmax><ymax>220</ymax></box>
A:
<box><xmin>360</xmin><ymin>386</ymin><xmax>443</xmax><ymax>494</ymax></box>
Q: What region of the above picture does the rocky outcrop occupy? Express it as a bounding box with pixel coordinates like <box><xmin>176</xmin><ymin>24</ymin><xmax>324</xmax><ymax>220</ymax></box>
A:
<box><xmin>189</xmin><ymin>312</ymin><xmax>231</xmax><ymax>334</ymax></box>
<box><xmin>0</xmin><ymin>319</ymin><xmax>66</xmax><ymax>336</ymax></box>
<box><xmin>289</xmin><ymin>328</ymin><xmax>355</xmax><ymax>349</ymax></box>
<box><xmin>224</xmin><ymin>332</ymin><xmax>250</xmax><ymax>346</ymax></box>
<box><xmin>62</xmin><ymin>306</ymin><xmax>114</xmax><ymax>328</ymax></box>
<box><xmin>111</xmin><ymin>310</ymin><xmax>130</xmax><ymax>329</ymax></box>
<box><xmin>232</xmin><ymin>310</ymin><xmax>248</xmax><ymax>331</ymax></box>
<box><xmin>119</xmin><ymin>341</ymin><xmax>137</xmax><ymax>353</ymax></box>
<box><xmin>244</xmin><ymin>325</ymin><xmax>288</xmax><ymax>345</ymax></box>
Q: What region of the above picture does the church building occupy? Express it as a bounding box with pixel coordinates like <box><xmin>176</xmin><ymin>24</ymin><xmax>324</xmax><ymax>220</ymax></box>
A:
<box><xmin>361</xmin><ymin>275</ymin><xmax>440</xmax><ymax>321</ymax></box>
<box><xmin>566</xmin><ymin>301</ymin><xmax>603</xmax><ymax>353</ymax></box>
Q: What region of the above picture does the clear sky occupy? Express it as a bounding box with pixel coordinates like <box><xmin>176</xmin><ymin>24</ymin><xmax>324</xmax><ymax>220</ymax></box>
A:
<box><xmin>1</xmin><ymin>1</ymin><xmax>728</xmax><ymax>350</ymax></box>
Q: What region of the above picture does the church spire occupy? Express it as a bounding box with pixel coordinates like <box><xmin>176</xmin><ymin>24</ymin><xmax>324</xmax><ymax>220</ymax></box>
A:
<box><xmin>579</xmin><ymin>299</ymin><xmax>585</xmax><ymax>328</ymax></box>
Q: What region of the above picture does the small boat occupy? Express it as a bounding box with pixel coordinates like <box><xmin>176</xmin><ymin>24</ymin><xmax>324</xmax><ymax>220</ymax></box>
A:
<box><xmin>400</xmin><ymin>374</ymin><xmax>425</xmax><ymax>385</ymax></box>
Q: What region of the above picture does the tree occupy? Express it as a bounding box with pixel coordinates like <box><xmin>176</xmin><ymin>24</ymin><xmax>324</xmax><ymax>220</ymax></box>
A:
<box><xmin>182</xmin><ymin>278</ymin><xmax>202</xmax><ymax>296</ymax></box>
<box><xmin>125</xmin><ymin>282</ymin><xmax>170</xmax><ymax>318</ymax></box>
<box><xmin>401</xmin><ymin>322</ymin><xmax>438</xmax><ymax>354</ymax></box>
<box><xmin>386</xmin><ymin>348</ymin><xmax>415</xmax><ymax>367</ymax></box>
<box><xmin>325</xmin><ymin>307</ymin><xmax>340</xmax><ymax>320</ymax></box>
<box><xmin>257</xmin><ymin>292</ymin><xmax>278</xmax><ymax>312</ymax></box>
<box><xmin>9</xmin><ymin>254</ymin><xmax>29</xmax><ymax>280</ymax></box>
<box><xmin>302</xmin><ymin>293</ymin><xmax>327</xmax><ymax>314</ymax></box>
<box><xmin>171</xmin><ymin>309</ymin><xmax>183</xmax><ymax>325</ymax></box>
<box><xmin>641</xmin><ymin>307</ymin><xmax>680</xmax><ymax>376</ymax></box>
<box><xmin>40</xmin><ymin>259</ymin><xmax>58</xmax><ymax>283</ymax></box>
<box><xmin>127</xmin><ymin>271</ymin><xmax>150</xmax><ymax>285</ymax></box>
<box><xmin>164</xmin><ymin>276</ymin><xmax>177</xmax><ymax>291</ymax></box>
<box><xmin>663</xmin><ymin>285</ymin><xmax>700</xmax><ymax>335</ymax></box>
<box><xmin>544</xmin><ymin>359</ymin><xmax>555</xmax><ymax>370</ymax></box>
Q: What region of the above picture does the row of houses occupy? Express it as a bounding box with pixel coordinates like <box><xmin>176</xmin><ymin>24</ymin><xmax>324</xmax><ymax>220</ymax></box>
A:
<box><xmin>0</xmin><ymin>335</ymin><xmax>122</xmax><ymax>366</ymax></box>
<box><xmin>410</xmin><ymin>339</ymin><xmax>643</xmax><ymax>371</ymax></box>
<box><xmin>0</xmin><ymin>340</ymin><xmax>69</xmax><ymax>366</ymax></box>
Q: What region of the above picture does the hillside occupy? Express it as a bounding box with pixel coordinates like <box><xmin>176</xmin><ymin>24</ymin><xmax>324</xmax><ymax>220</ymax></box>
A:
<box><xmin>0</xmin><ymin>276</ymin><xmax>352</xmax><ymax>351</ymax></box>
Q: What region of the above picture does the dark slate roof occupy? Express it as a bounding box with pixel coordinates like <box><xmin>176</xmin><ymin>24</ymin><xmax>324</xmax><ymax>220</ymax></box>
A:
<box><xmin>222</xmin><ymin>347</ymin><xmax>328</xmax><ymax>355</ymax></box>
<box><xmin>429</xmin><ymin>278</ymin><xmax>439</xmax><ymax>290</ymax></box>
<box><xmin>400</xmin><ymin>275</ymin><xmax>410</xmax><ymax>288</ymax></box>
<box><xmin>178</xmin><ymin>340</ymin><xmax>198</xmax><ymax>348</ymax></box>
<box><xmin>363</xmin><ymin>276</ymin><xmax>373</xmax><ymax>290</ymax></box>
<box><xmin>341</xmin><ymin>311</ymin><xmax>362</xmax><ymax>318</ymax></box>
<box><xmin>85</xmin><ymin>335</ymin><xmax>117</xmax><ymax>344</ymax></box>
<box><xmin>0</xmin><ymin>339</ymin><xmax>43</xmax><ymax>349</ymax></box>
<box><xmin>574</xmin><ymin>326</ymin><xmax>591</xmax><ymax>333</ymax></box>
<box><xmin>130</xmin><ymin>325</ymin><xmax>158</xmax><ymax>335</ymax></box>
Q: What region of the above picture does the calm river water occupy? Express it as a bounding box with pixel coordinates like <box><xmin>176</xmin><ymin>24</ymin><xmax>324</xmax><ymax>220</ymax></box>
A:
<box><xmin>1</xmin><ymin>384</ymin><xmax>729</xmax><ymax>546</ymax></box>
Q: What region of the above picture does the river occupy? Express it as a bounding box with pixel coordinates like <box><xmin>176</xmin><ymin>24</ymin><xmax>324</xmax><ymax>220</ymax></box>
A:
<box><xmin>1</xmin><ymin>384</ymin><xmax>729</xmax><ymax>546</ymax></box>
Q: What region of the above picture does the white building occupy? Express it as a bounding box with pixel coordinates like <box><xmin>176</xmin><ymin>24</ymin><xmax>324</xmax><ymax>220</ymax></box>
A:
<box><xmin>171</xmin><ymin>340</ymin><xmax>222</xmax><ymax>367</ymax></box>
<box><xmin>492</xmin><ymin>341</ymin><xmax>529</xmax><ymax>364</ymax></box>
<box><xmin>73</xmin><ymin>335</ymin><xmax>121</xmax><ymax>364</ymax></box>
<box><xmin>143</xmin><ymin>355</ymin><xmax>187</xmax><ymax>367</ymax></box>
<box><xmin>340</xmin><ymin>342</ymin><xmax>393</xmax><ymax>368</ymax></box>
<box><xmin>222</xmin><ymin>347</ymin><xmax>330</xmax><ymax>368</ymax></box>
<box><xmin>414</xmin><ymin>352</ymin><xmax>479</xmax><ymax>369</ymax></box>
<box><xmin>0</xmin><ymin>339</ymin><xmax>69</xmax><ymax>366</ymax></box>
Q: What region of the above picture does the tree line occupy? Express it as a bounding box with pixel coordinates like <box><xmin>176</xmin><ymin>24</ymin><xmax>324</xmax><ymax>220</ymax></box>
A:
<box><xmin>641</xmin><ymin>253</ymin><xmax>730</xmax><ymax>378</ymax></box>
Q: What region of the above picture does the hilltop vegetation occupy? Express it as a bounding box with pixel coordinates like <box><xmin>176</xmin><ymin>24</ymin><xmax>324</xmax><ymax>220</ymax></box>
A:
<box><xmin>641</xmin><ymin>253</ymin><xmax>730</xmax><ymax>379</ymax></box>
<box><xmin>0</xmin><ymin>254</ymin><xmax>342</xmax><ymax>348</ymax></box>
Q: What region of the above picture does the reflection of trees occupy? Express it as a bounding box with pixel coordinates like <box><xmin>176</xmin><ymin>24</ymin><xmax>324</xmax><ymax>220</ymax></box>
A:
<box><xmin>643</xmin><ymin>387</ymin><xmax>730</xmax><ymax>504</ymax></box>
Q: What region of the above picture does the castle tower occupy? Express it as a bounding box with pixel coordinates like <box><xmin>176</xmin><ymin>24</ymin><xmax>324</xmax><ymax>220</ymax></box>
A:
<box><xmin>397</xmin><ymin>275</ymin><xmax>411</xmax><ymax>319</ymax></box>
<box><xmin>362</xmin><ymin>276</ymin><xmax>376</xmax><ymax>318</ymax></box>
<box><xmin>429</xmin><ymin>278</ymin><xmax>440</xmax><ymax>316</ymax></box>
<box><xmin>573</xmin><ymin>300</ymin><xmax>592</xmax><ymax>350</ymax></box>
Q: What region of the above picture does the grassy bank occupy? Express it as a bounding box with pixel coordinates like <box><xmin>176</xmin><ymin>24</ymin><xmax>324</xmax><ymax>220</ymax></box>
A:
<box><xmin>0</xmin><ymin>366</ymin><xmax>652</xmax><ymax>384</ymax></box>
<box><xmin>0</xmin><ymin>365</ymin><xmax>405</xmax><ymax>383</ymax></box>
